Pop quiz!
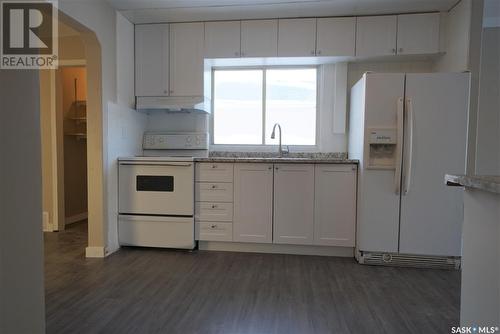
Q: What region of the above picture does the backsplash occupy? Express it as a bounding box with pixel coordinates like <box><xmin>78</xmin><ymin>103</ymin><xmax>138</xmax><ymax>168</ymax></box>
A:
<box><xmin>209</xmin><ymin>151</ymin><xmax>348</xmax><ymax>160</ymax></box>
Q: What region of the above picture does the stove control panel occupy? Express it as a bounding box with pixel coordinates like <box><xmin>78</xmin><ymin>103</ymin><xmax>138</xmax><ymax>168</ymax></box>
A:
<box><xmin>143</xmin><ymin>132</ymin><xmax>209</xmax><ymax>150</ymax></box>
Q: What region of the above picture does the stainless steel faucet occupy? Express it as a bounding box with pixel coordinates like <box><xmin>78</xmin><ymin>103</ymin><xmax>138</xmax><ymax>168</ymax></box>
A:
<box><xmin>270</xmin><ymin>123</ymin><xmax>289</xmax><ymax>157</ymax></box>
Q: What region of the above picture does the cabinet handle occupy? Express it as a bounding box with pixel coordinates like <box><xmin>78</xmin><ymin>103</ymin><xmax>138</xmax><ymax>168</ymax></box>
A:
<box><xmin>211</xmin><ymin>204</ymin><xmax>218</xmax><ymax>209</ymax></box>
<box><xmin>211</xmin><ymin>164</ymin><xmax>217</xmax><ymax>169</ymax></box>
<box><xmin>275</xmin><ymin>167</ymin><xmax>279</xmax><ymax>170</ymax></box>
<box><xmin>398</xmin><ymin>48</ymin><xmax>403</xmax><ymax>53</ymax></box>
<box><xmin>163</xmin><ymin>90</ymin><xmax>167</xmax><ymax>94</ymax></box>
<box><xmin>310</xmin><ymin>50</ymin><xmax>315</xmax><ymax>55</ymax></box>
<box><xmin>211</xmin><ymin>224</ymin><xmax>217</xmax><ymax>229</ymax></box>
<box><xmin>317</xmin><ymin>50</ymin><xmax>322</xmax><ymax>55</ymax></box>
<box><xmin>392</xmin><ymin>48</ymin><xmax>396</xmax><ymax>54</ymax></box>
<box><xmin>268</xmin><ymin>166</ymin><xmax>272</xmax><ymax>170</ymax></box>
<box><xmin>211</xmin><ymin>185</ymin><xmax>218</xmax><ymax>189</ymax></box>
<box><xmin>169</xmin><ymin>90</ymin><xmax>174</xmax><ymax>94</ymax></box>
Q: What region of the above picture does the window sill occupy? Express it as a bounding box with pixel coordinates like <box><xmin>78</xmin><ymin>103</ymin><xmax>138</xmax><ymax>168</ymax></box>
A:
<box><xmin>210</xmin><ymin>145</ymin><xmax>320</xmax><ymax>153</ymax></box>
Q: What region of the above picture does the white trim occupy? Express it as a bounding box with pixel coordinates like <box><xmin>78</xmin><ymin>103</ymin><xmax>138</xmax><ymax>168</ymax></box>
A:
<box><xmin>49</xmin><ymin>70</ymin><xmax>61</xmax><ymax>231</ymax></box>
<box><xmin>85</xmin><ymin>246</ymin><xmax>105</xmax><ymax>258</ymax></box>
<box><xmin>43</xmin><ymin>211</ymin><xmax>54</xmax><ymax>232</ymax></box>
<box><xmin>58</xmin><ymin>59</ymin><xmax>86</xmax><ymax>66</ymax></box>
<box><xmin>65</xmin><ymin>212</ymin><xmax>88</xmax><ymax>225</ymax></box>
<box><xmin>199</xmin><ymin>241</ymin><xmax>354</xmax><ymax>257</ymax></box>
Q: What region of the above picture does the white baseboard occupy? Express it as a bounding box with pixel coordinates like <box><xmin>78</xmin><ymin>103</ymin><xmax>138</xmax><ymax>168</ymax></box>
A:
<box><xmin>85</xmin><ymin>246</ymin><xmax>105</xmax><ymax>258</ymax></box>
<box><xmin>199</xmin><ymin>241</ymin><xmax>354</xmax><ymax>257</ymax></box>
<box><xmin>42</xmin><ymin>211</ymin><xmax>53</xmax><ymax>232</ymax></box>
<box><xmin>65</xmin><ymin>212</ymin><xmax>88</xmax><ymax>225</ymax></box>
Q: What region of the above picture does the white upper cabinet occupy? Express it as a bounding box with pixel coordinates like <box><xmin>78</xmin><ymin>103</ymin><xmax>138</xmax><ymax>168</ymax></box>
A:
<box><xmin>240</xmin><ymin>20</ymin><xmax>278</xmax><ymax>57</ymax></box>
<box><xmin>233</xmin><ymin>164</ymin><xmax>274</xmax><ymax>243</ymax></box>
<box><xmin>277</xmin><ymin>18</ymin><xmax>317</xmax><ymax>57</ymax></box>
<box><xmin>273</xmin><ymin>164</ymin><xmax>315</xmax><ymax>245</ymax></box>
<box><xmin>169</xmin><ymin>22</ymin><xmax>204</xmax><ymax>97</ymax></box>
<box><xmin>316</xmin><ymin>17</ymin><xmax>356</xmax><ymax>56</ymax></box>
<box><xmin>135</xmin><ymin>24</ymin><xmax>169</xmax><ymax>96</ymax></box>
<box><xmin>356</xmin><ymin>15</ymin><xmax>397</xmax><ymax>57</ymax></box>
<box><xmin>397</xmin><ymin>13</ymin><xmax>440</xmax><ymax>55</ymax></box>
<box><xmin>204</xmin><ymin>21</ymin><xmax>241</xmax><ymax>58</ymax></box>
<box><xmin>314</xmin><ymin>164</ymin><xmax>357</xmax><ymax>247</ymax></box>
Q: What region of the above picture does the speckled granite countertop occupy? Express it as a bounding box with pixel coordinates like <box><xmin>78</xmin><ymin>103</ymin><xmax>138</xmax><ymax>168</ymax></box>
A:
<box><xmin>194</xmin><ymin>152</ymin><xmax>358</xmax><ymax>164</ymax></box>
<box><xmin>445</xmin><ymin>174</ymin><xmax>500</xmax><ymax>195</ymax></box>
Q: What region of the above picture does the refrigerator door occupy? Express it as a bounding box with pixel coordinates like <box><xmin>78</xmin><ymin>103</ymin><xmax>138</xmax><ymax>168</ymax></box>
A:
<box><xmin>399</xmin><ymin>72</ymin><xmax>469</xmax><ymax>256</ymax></box>
<box><xmin>355</xmin><ymin>73</ymin><xmax>405</xmax><ymax>253</ymax></box>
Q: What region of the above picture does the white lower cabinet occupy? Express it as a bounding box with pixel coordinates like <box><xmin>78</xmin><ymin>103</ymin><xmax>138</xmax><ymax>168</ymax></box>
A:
<box><xmin>196</xmin><ymin>222</ymin><xmax>233</xmax><ymax>242</ymax></box>
<box><xmin>233</xmin><ymin>163</ymin><xmax>274</xmax><ymax>243</ymax></box>
<box><xmin>273</xmin><ymin>164</ymin><xmax>315</xmax><ymax>245</ymax></box>
<box><xmin>195</xmin><ymin>162</ymin><xmax>357</xmax><ymax>248</ymax></box>
<box><xmin>314</xmin><ymin>164</ymin><xmax>357</xmax><ymax>247</ymax></box>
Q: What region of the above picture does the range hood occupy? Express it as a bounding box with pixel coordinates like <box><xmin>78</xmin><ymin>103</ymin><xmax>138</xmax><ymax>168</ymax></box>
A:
<box><xmin>136</xmin><ymin>96</ymin><xmax>209</xmax><ymax>113</ymax></box>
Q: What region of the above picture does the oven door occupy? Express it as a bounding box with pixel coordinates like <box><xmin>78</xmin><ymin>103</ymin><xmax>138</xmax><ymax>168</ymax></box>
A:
<box><xmin>119</xmin><ymin>161</ymin><xmax>194</xmax><ymax>216</ymax></box>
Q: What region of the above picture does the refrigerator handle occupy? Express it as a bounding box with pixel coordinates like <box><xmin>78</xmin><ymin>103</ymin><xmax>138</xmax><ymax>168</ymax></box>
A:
<box><xmin>394</xmin><ymin>97</ymin><xmax>404</xmax><ymax>195</ymax></box>
<box><xmin>404</xmin><ymin>98</ymin><xmax>414</xmax><ymax>195</ymax></box>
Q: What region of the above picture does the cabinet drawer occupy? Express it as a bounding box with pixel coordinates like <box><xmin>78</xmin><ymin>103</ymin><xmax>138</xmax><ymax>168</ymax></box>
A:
<box><xmin>196</xmin><ymin>222</ymin><xmax>233</xmax><ymax>241</ymax></box>
<box><xmin>195</xmin><ymin>163</ymin><xmax>234</xmax><ymax>182</ymax></box>
<box><xmin>196</xmin><ymin>182</ymin><xmax>234</xmax><ymax>202</ymax></box>
<box><xmin>195</xmin><ymin>202</ymin><xmax>233</xmax><ymax>222</ymax></box>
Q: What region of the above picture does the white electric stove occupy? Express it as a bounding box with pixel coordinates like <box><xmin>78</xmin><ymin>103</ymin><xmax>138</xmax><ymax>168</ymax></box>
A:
<box><xmin>117</xmin><ymin>132</ymin><xmax>208</xmax><ymax>249</ymax></box>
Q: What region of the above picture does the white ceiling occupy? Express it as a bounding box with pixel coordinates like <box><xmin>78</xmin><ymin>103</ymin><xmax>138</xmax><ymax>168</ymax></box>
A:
<box><xmin>107</xmin><ymin>0</ymin><xmax>459</xmax><ymax>24</ymax></box>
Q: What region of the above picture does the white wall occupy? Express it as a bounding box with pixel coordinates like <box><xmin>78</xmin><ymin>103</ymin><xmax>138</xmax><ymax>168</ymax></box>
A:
<box><xmin>0</xmin><ymin>71</ymin><xmax>45</xmax><ymax>333</ymax></box>
<box><xmin>475</xmin><ymin>27</ymin><xmax>500</xmax><ymax>175</ymax></box>
<box><xmin>106</xmin><ymin>103</ymin><xmax>147</xmax><ymax>253</ymax></box>
<box><xmin>116</xmin><ymin>12</ymin><xmax>135</xmax><ymax>108</ymax></box>
<box><xmin>59</xmin><ymin>0</ymin><xmax>138</xmax><ymax>253</ymax></box>
<box><xmin>434</xmin><ymin>0</ymin><xmax>472</xmax><ymax>72</ymax></box>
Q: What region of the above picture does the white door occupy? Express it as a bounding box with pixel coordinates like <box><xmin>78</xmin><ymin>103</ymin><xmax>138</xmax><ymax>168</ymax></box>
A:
<box><xmin>316</xmin><ymin>17</ymin><xmax>356</xmax><ymax>56</ymax></box>
<box><xmin>397</xmin><ymin>13</ymin><xmax>440</xmax><ymax>55</ymax></box>
<box><xmin>277</xmin><ymin>18</ymin><xmax>316</xmax><ymax>57</ymax></box>
<box><xmin>233</xmin><ymin>163</ymin><xmax>273</xmax><ymax>243</ymax></box>
<box><xmin>356</xmin><ymin>73</ymin><xmax>405</xmax><ymax>253</ymax></box>
<box><xmin>399</xmin><ymin>73</ymin><xmax>470</xmax><ymax>257</ymax></box>
<box><xmin>356</xmin><ymin>16</ymin><xmax>397</xmax><ymax>57</ymax></box>
<box><xmin>135</xmin><ymin>24</ymin><xmax>169</xmax><ymax>96</ymax></box>
<box><xmin>273</xmin><ymin>164</ymin><xmax>314</xmax><ymax>245</ymax></box>
<box><xmin>204</xmin><ymin>21</ymin><xmax>241</xmax><ymax>58</ymax></box>
<box><xmin>240</xmin><ymin>20</ymin><xmax>278</xmax><ymax>57</ymax></box>
<box><xmin>169</xmin><ymin>22</ymin><xmax>204</xmax><ymax>96</ymax></box>
<box><xmin>314</xmin><ymin>164</ymin><xmax>357</xmax><ymax>247</ymax></box>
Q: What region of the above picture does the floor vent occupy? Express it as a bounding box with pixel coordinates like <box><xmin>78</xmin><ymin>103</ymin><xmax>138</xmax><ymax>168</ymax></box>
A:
<box><xmin>358</xmin><ymin>251</ymin><xmax>461</xmax><ymax>270</ymax></box>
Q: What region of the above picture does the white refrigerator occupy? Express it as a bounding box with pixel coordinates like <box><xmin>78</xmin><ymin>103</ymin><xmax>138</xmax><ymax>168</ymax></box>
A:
<box><xmin>349</xmin><ymin>72</ymin><xmax>470</xmax><ymax>264</ymax></box>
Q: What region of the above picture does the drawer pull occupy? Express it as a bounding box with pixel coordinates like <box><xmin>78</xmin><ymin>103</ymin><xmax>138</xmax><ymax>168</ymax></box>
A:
<box><xmin>211</xmin><ymin>224</ymin><xmax>217</xmax><ymax>229</ymax></box>
<box><xmin>211</xmin><ymin>204</ymin><xmax>218</xmax><ymax>209</ymax></box>
<box><xmin>211</xmin><ymin>185</ymin><xmax>218</xmax><ymax>189</ymax></box>
<box><xmin>211</xmin><ymin>165</ymin><xmax>217</xmax><ymax>169</ymax></box>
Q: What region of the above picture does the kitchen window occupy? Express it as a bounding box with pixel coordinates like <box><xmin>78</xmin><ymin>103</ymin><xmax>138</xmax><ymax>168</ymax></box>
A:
<box><xmin>211</xmin><ymin>67</ymin><xmax>318</xmax><ymax>147</ymax></box>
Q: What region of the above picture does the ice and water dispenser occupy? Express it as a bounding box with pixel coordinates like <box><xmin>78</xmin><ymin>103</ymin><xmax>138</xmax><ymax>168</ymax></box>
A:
<box><xmin>366</xmin><ymin>128</ymin><xmax>398</xmax><ymax>169</ymax></box>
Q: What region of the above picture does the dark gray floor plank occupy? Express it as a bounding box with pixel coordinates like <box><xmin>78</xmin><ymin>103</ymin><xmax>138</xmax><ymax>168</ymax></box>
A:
<box><xmin>44</xmin><ymin>222</ymin><xmax>460</xmax><ymax>334</ymax></box>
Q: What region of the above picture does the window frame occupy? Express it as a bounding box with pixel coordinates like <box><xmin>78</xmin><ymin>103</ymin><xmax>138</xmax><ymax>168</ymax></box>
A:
<box><xmin>210</xmin><ymin>65</ymin><xmax>320</xmax><ymax>151</ymax></box>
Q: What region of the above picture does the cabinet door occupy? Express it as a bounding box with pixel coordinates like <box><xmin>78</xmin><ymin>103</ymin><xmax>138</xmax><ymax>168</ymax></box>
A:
<box><xmin>273</xmin><ymin>164</ymin><xmax>314</xmax><ymax>245</ymax></box>
<box><xmin>314</xmin><ymin>164</ymin><xmax>357</xmax><ymax>247</ymax></box>
<box><xmin>277</xmin><ymin>18</ymin><xmax>317</xmax><ymax>57</ymax></box>
<box><xmin>169</xmin><ymin>22</ymin><xmax>204</xmax><ymax>96</ymax></box>
<box><xmin>316</xmin><ymin>17</ymin><xmax>356</xmax><ymax>56</ymax></box>
<box><xmin>135</xmin><ymin>24</ymin><xmax>169</xmax><ymax>96</ymax></box>
<box><xmin>397</xmin><ymin>13</ymin><xmax>440</xmax><ymax>55</ymax></box>
<box><xmin>240</xmin><ymin>20</ymin><xmax>278</xmax><ymax>57</ymax></box>
<box><xmin>356</xmin><ymin>16</ymin><xmax>397</xmax><ymax>57</ymax></box>
<box><xmin>233</xmin><ymin>164</ymin><xmax>273</xmax><ymax>243</ymax></box>
<box><xmin>204</xmin><ymin>21</ymin><xmax>241</xmax><ymax>58</ymax></box>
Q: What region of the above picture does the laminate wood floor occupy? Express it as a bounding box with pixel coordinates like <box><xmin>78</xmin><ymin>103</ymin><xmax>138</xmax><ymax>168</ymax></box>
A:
<box><xmin>45</xmin><ymin>222</ymin><xmax>460</xmax><ymax>334</ymax></box>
